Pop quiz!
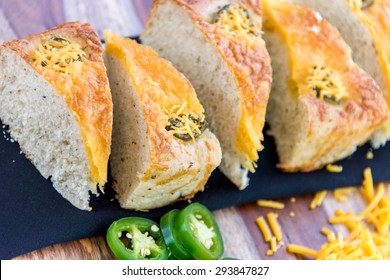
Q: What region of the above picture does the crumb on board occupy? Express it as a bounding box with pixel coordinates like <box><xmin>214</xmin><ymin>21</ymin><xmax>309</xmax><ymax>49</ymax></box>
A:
<box><xmin>326</xmin><ymin>164</ymin><xmax>343</xmax><ymax>173</ymax></box>
<box><xmin>366</xmin><ymin>149</ymin><xmax>374</xmax><ymax>159</ymax></box>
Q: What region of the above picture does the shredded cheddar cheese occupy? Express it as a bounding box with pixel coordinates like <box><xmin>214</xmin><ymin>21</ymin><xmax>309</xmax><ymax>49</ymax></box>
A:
<box><xmin>256</xmin><ymin>216</ymin><xmax>272</xmax><ymax>242</ymax></box>
<box><xmin>310</xmin><ymin>190</ymin><xmax>327</xmax><ymax>209</ymax></box>
<box><xmin>256</xmin><ymin>213</ymin><xmax>284</xmax><ymax>256</ymax></box>
<box><xmin>270</xmin><ymin>236</ymin><xmax>277</xmax><ymax>252</ymax></box>
<box><xmin>256</xmin><ymin>199</ymin><xmax>285</xmax><ymax>209</ymax></box>
<box><xmin>267</xmin><ymin>212</ymin><xmax>282</xmax><ymax>241</ymax></box>
<box><xmin>289</xmin><ymin>167</ymin><xmax>390</xmax><ymax>259</ymax></box>
<box><xmin>326</xmin><ymin>164</ymin><xmax>343</xmax><ymax>173</ymax></box>
<box><xmin>214</xmin><ymin>3</ymin><xmax>261</xmax><ymax>46</ymax></box>
<box><xmin>320</xmin><ymin>227</ymin><xmax>333</xmax><ymax>236</ymax></box>
<box><xmin>333</xmin><ymin>187</ymin><xmax>356</xmax><ymax>202</ymax></box>
<box><xmin>362</xmin><ymin>167</ymin><xmax>375</xmax><ymax>201</ymax></box>
<box><xmin>366</xmin><ymin>149</ymin><xmax>374</xmax><ymax>159</ymax></box>
<box><xmin>306</xmin><ymin>66</ymin><xmax>349</xmax><ymax>102</ymax></box>
<box><xmin>30</xmin><ymin>37</ymin><xmax>86</xmax><ymax>74</ymax></box>
<box><xmin>287</xmin><ymin>244</ymin><xmax>318</xmax><ymax>258</ymax></box>
<box><xmin>164</xmin><ymin>102</ymin><xmax>206</xmax><ymax>142</ymax></box>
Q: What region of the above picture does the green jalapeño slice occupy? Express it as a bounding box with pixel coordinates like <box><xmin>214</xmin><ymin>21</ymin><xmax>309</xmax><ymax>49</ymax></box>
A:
<box><xmin>160</xmin><ymin>209</ymin><xmax>194</xmax><ymax>260</ymax></box>
<box><xmin>176</xmin><ymin>203</ymin><xmax>224</xmax><ymax>260</ymax></box>
<box><xmin>106</xmin><ymin>217</ymin><xmax>169</xmax><ymax>260</ymax></box>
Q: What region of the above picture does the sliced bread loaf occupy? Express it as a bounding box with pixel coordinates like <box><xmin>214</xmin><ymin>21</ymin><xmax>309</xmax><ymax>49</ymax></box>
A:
<box><xmin>287</xmin><ymin>0</ymin><xmax>390</xmax><ymax>148</ymax></box>
<box><xmin>104</xmin><ymin>32</ymin><xmax>221</xmax><ymax>210</ymax></box>
<box><xmin>141</xmin><ymin>0</ymin><xmax>272</xmax><ymax>189</ymax></box>
<box><xmin>0</xmin><ymin>22</ymin><xmax>113</xmax><ymax>210</ymax></box>
<box><xmin>261</xmin><ymin>0</ymin><xmax>388</xmax><ymax>171</ymax></box>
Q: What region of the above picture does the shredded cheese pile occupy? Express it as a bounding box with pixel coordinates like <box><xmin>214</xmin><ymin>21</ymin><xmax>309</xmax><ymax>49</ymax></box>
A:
<box><xmin>256</xmin><ymin>212</ymin><xmax>284</xmax><ymax>256</ymax></box>
<box><xmin>214</xmin><ymin>3</ymin><xmax>261</xmax><ymax>46</ymax></box>
<box><xmin>288</xmin><ymin>167</ymin><xmax>390</xmax><ymax>259</ymax></box>
<box><xmin>306</xmin><ymin>66</ymin><xmax>349</xmax><ymax>102</ymax></box>
<box><xmin>30</xmin><ymin>36</ymin><xmax>86</xmax><ymax>74</ymax></box>
<box><xmin>164</xmin><ymin>102</ymin><xmax>205</xmax><ymax>142</ymax></box>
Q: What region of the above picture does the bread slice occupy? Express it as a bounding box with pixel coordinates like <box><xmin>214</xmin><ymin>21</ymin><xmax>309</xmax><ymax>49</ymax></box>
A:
<box><xmin>104</xmin><ymin>32</ymin><xmax>221</xmax><ymax>211</ymax></box>
<box><xmin>286</xmin><ymin>0</ymin><xmax>390</xmax><ymax>148</ymax></box>
<box><xmin>0</xmin><ymin>22</ymin><xmax>113</xmax><ymax>210</ymax></box>
<box><xmin>261</xmin><ymin>0</ymin><xmax>388</xmax><ymax>172</ymax></box>
<box><xmin>141</xmin><ymin>0</ymin><xmax>272</xmax><ymax>189</ymax></box>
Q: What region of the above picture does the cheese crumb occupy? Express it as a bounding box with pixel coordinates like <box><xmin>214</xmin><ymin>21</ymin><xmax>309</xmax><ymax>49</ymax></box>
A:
<box><xmin>326</xmin><ymin>164</ymin><xmax>343</xmax><ymax>173</ymax></box>
<box><xmin>256</xmin><ymin>199</ymin><xmax>285</xmax><ymax>209</ymax></box>
<box><xmin>310</xmin><ymin>190</ymin><xmax>327</xmax><ymax>209</ymax></box>
<box><xmin>366</xmin><ymin>149</ymin><xmax>374</xmax><ymax>159</ymax></box>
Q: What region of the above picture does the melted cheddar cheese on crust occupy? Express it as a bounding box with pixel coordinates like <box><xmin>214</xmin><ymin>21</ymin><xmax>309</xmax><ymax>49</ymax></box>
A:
<box><xmin>263</xmin><ymin>0</ymin><xmax>355</xmax><ymax>104</ymax></box>
<box><xmin>4</xmin><ymin>22</ymin><xmax>113</xmax><ymax>189</ymax></box>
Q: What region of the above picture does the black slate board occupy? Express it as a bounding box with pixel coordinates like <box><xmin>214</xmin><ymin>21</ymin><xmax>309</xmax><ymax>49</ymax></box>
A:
<box><xmin>1</xmin><ymin>119</ymin><xmax>390</xmax><ymax>259</ymax></box>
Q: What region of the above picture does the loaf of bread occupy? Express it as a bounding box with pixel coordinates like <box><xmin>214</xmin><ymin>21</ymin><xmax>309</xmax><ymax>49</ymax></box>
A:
<box><xmin>104</xmin><ymin>32</ymin><xmax>221</xmax><ymax>211</ymax></box>
<box><xmin>0</xmin><ymin>22</ymin><xmax>113</xmax><ymax>210</ymax></box>
<box><xmin>286</xmin><ymin>0</ymin><xmax>390</xmax><ymax>148</ymax></box>
<box><xmin>262</xmin><ymin>0</ymin><xmax>388</xmax><ymax>172</ymax></box>
<box><xmin>141</xmin><ymin>0</ymin><xmax>272</xmax><ymax>189</ymax></box>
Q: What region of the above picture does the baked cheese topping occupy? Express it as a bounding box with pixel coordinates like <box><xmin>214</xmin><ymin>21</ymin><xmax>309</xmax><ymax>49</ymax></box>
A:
<box><xmin>30</xmin><ymin>36</ymin><xmax>86</xmax><ymax>74</ymax></box>
<box><xmin>164</xmin><ymin>102</ymin><xmax>206</xmax><ymax>142</ymax></box>
<box><xmin>213</xmin><ymin>3</ymin><xmax>261</xmax><ymax>46</ymax></box>
<box><xmin>262</xmin><ymin>0</ymin><xmax>357</xmax><ymax>105</ymax></box>
<box><xmin>306</xmin><ymin>66</ymin><xmax>349</xmax><ymax>102</ymax></box>
<box><xmin>25</xmin><ymin>31</ymin><xmax>111</xmax><ymax>189</ymax></box>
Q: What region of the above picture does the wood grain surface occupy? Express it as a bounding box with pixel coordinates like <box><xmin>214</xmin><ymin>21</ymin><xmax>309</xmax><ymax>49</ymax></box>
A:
<box><xmin>0</xmin><ymin>0</ymin><xmax>377</xmax><ymax>260</ymax></box>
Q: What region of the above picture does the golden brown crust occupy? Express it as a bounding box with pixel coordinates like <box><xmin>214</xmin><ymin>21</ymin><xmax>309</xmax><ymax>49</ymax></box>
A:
<box><xmin>149</xmin><ymin>0</ymin><xmax>272</xmax><ymax>170</ymax></box>
<box><xmin>263</xmin><ymin>0</ymin><xmax>388</xmax><ymax>172</ymax></box>
<box><xmin>3</xmin><ymin>22</ymin><xmax>113</xmax><ymax>186</ymax></box>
